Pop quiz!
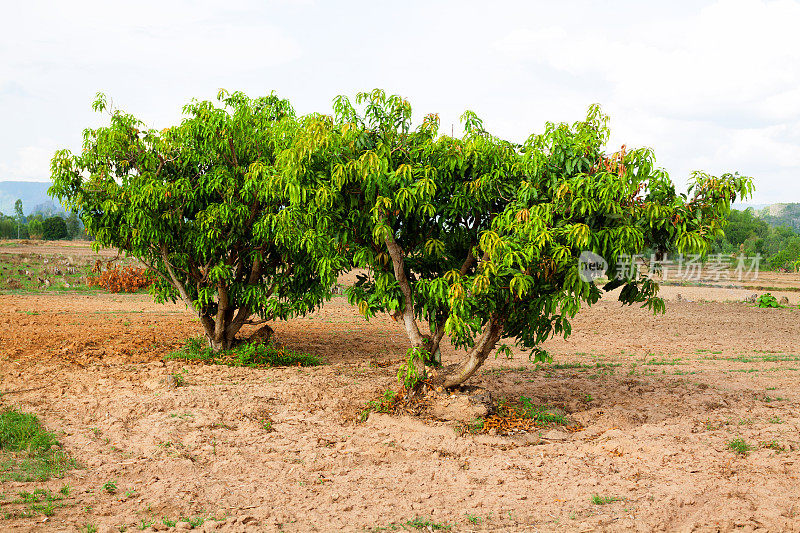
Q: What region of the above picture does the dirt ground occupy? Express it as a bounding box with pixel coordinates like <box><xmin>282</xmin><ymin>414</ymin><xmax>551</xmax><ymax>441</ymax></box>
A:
<box><xmin>2</xmin><ymin>247</ymin><xmax>800</xmax><ymax>531</ymax></box>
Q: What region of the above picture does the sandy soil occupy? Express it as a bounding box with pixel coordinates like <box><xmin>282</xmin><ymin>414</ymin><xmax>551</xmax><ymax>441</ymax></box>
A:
<box><xmin>2</xmin><ymin>256</ymin><xmax>800</xmax><ymax>531</ymax></box>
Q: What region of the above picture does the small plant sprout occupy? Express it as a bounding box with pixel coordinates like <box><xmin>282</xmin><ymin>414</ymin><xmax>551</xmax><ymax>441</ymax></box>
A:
<box><xmin>727</xmin><ymin>438</ymin><xmax>752</xmax><ymax>456</ymax></box>
<box><xmin>591</xmin><ymin>495</ymin><xmax>622</xmax><ymax>505</ymax></box>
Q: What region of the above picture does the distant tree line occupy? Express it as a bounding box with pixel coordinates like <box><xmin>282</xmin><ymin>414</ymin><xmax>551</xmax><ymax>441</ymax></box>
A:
<box><xmin>711</xmin><ymin>208</ymin><xmax>800</xmax><ymax>270</ymax></box>
<box><xmin>0</xmin><ymin>199</ymin><xmax>86</xmax><ymax>240</ymax></box>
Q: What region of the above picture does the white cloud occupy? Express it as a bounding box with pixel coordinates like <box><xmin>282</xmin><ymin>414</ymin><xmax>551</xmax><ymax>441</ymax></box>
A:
<box><xmin>492</xmin><ymin>0</ymin><xmax>800</xmax><ymax>200</ymax></box>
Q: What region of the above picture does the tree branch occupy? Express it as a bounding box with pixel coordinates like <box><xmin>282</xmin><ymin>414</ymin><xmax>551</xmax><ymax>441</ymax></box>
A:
<box><xmin>384</xmin><ymin>230</ymin><xmax>425</xmax><ymax>346</ymax></box>
<box><xmin>161</xmin><ymin>248</ymin><xmax>216</xmax><ymax>341</ymax></box>
<box><xmin>442</xmin><ymin>312</ymin><xmax>504</xmax><ymax>388</ymax></box>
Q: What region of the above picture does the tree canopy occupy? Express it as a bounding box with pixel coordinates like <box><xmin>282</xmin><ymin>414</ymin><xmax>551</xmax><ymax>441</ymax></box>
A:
<box><xmin>42</xmin><ymin>216</ymin><xmax>68</xmax><ymax>240</ymax></box>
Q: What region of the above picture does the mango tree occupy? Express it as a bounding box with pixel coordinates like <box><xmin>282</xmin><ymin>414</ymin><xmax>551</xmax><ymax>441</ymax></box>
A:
<box><xmin>286</xmin><ymin>89</ymin><xmax>753</xmax><ymax>391</ymax></box>
<box><xmin>50</xmin><ymin>91</ymin><xmax>345</xmax><ymax>351</ymax></box>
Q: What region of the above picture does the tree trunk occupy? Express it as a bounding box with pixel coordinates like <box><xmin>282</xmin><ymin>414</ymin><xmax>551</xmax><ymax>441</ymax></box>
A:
<box><xmin>441</xmin><ymin>313</ymin><xmax>504</xmax><ymax>388</ymax></box>
<box><xmin>384</xmin><ymin>233</ymin><xmax>429</xmax><ymax>388</ymax></box>
<box><xmin>200</xmin><ymin>304</ymin><xmax>250</xmax><ymax>353</ymax></box>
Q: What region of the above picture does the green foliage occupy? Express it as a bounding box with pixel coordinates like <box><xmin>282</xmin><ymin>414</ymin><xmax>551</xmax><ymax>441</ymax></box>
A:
<box><xmin>0</xmin><ymin>409</ymin><xmax>58</xmax><ymax>452</ymax></box>
<box><xmin>460</xmin><ymin>418</ymin><xmax>485</xmax><ymax>435</ymax></box>
<box><xmin>102</xmin><ymin>480</ymin><xmax>117</xmax><ymax>494</ymax></box>
<box><xmin>42</xmin><ymin>216</ymin><xmax>68</xmax><ymax>240</ymax></box>
<box><xmin>397</xmin><ymin>347</ymin><xmax>426</xmax><ymax>390</ymax></box>
<box><xmin>591</xmin><ymin>495</ymin><xmax>622</xmax><ymax>505</ymax></box>
<box><xmin>465</xmin><ymin>513</ymin><xmax>481</xmax><ymax>525</ymax></box>
<box><xmin>0</xmin><ymin>409</ymin><xmax>75</xmax><ymax>482</ymax></box>
<box><xmin>2</xmin><ymin>488</ymin><xmax>68</xmax><ymax>520</ymax></box>
<box><xmin>727</xmin><ymin>437</ymin><xmax>752</xmax><ymax>455</ymax></box>
<box><xmin>51</xmin><ymin>87</ymin><xmax>753</xmax><ymax>388</ymax></box>
<box><xmin>50</xmin><ymin>91</ymin><xmax>346</xmax><ymax>351</ymax></box>
<box><xmin>66</xmin><ymin>212</ymin><xmax>81</xmax><ymax>239</ymax></box>
<box><xmin>165</xmin><ymin>336</ymin><xmax>321</xmax><ymax>367</ymax></box>
<box><xmin>755</xmin><ymin>293</ymin><xmax>782</xmax><ymax>308</ymax></box>
<box><xmin>28</xmin><ymin>218</ymin><xmax>44</xmax><ymax>239</ymax></box>
<box><xmin>711</xmin><ymin>207</ymin><xmax>800</xmax><ymax>270</ymax></box>
<box><xmin>405</xmin><ymin>517</ymin><xmax>451</xmax><ymax>530</ymax></box>
<box><xmin>170</xmin><ymin>371</ymin><xmax>186</xmax><ymax>387</ymax></box>
<box><xmin>358</xmin><ymin>389</ymin><xmax>398</xmax><ymax>422</ymax></box>
<box><xmin>0</xmin><ymin>217</ymin><xmax>17</xmax><ymax>239</ymax></box>
<box><xmin>495</xmin><ymin>396</ymin><xmax>567</xmax><ymax>425</ymax></box>
<box><xmin>183</xmin><ymin>516</ymin><xmax>206</xmax><ymax>528</ymax></box>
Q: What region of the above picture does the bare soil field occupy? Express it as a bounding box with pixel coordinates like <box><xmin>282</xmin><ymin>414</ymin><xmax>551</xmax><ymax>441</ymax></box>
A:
<box><xmin>2</xmin><ymin>243</ymin><xmax>800</xmax><ymax>532</ymax></box>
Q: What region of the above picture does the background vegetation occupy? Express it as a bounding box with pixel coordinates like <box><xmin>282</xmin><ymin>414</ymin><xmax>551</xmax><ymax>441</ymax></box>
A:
<box><xmin>712</xmin><ymin>207</ymin><xmax>800</xmax><ymax>271</ymax></box>
<box><xmin>0</xmin><ymin>199</ymin><xmax>85</xmax><ymax>241</ymax></box>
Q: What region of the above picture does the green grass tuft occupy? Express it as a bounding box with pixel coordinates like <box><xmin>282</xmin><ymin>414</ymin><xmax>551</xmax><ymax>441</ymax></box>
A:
<box><xmin>727</xmin><ymin>438</ymin><xmax>752</xmax><ymax>456</ymax></box>
<box><xmin>0</xmin><ymin>409</ymin><xmax>58</xmax><ymax>452</ymax></box>
<box><xmin>406</xmin><ymin>516</ymin><xmax>451</xmax><ymax>530</ymax></box>
<box><xmin>591</xmin><ymin>494</ymin><xmax>622</xmax><ymax>505</ymax></box>
<box><xmin>358</xmin><ymin>390</ymin><xmax>398</xmax><ymax>422</ymax></box>
<box><xmin>166</xmin><ymin>336</ymin><xmax>321</xmax><ymax>368</ymax></box>
<box><xmin>496</xmin><ymin>396</ymin><xmax>568</xmax><ymax>425</ymax></box>
<box><xmin>0</xmin><ymin>409</ymin><xmax>75</xmax><ymax>482</ymax></box>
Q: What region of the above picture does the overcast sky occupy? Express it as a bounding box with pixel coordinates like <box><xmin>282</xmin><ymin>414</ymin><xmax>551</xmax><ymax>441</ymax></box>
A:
<box><xmin>1</xmin><ymin>0</ymin><xmax>798</xmax><ymax>204</ymax></box>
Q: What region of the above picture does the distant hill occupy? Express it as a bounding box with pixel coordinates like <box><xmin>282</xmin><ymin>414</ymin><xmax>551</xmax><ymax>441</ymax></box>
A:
<box><xmin>0</xmin><ymin>181</ymin><xmax>64</xmax><ymax>216</ymax></box>
<box><xmin>754</xmin><ymin>203</ymin><xmax>800</xmax><ymax>231</ymax></box>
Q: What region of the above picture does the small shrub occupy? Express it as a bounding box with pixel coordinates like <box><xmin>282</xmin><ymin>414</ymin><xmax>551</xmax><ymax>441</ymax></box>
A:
<box><xmin>102</xmin><ymin>480</ymin><xmax>117</xmax><ymax>494</ymax></box>
<box><xmin>358</xmin><ymin>390</ymin><xmax>398</xmax><ymax>422</ymax></box>
<box><xmin>755</xmin><ymin>293</ymin><xmax>782</xmax><ymax>308</ymax></box>
<box><xmin>88</xmin><ymin>266</ymin><xmax>152</xmax><ymax>293</ymax></box>
<box><xmin>170</xmin><ymin>372</ymin><xmax>186</xmax><ymax>387</ymax></box>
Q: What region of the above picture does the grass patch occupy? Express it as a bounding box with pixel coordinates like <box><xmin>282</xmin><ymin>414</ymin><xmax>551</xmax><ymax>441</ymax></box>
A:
<box><xmin>1</xmin><ymin>487</ymin><xmax>69</xmax><ymax>519</ymax></box>
<box><xmin>496</xmin><ymin>396</ymin><xmax>568</xmax><ymax>425</ymax></box>
<box><xmin>102</xmin><ymin>480</ymin><xmax>117</xmax><ymax>494</ymax></box>
<box><xmin>761</xmin><ymin>440</ymin><xmax>786</xmax><ymax>452</ymax></box>
<box><xmin>727</xmin><ymin>438</ymin><xmax>752</xmax><ymax>456</ymax></box>
<box><xmin>166</xmin><ymin>336</ymin><xmax>321</xmax><ymax>368</ymax></box>
<box><xmin>591</xmin><ymin>495</ymin><xmax>622</xmax><ymax>505</ymax></box>
<box><xmin>358</xmin><ymin>390</ymin><xmax>399</xmax><ymax>422</ymax></box>
<box><xmin>457</xmin><ymin>418</ymin><xmax>486</xmax><ymax>435</ymax></box>
<box><xmin>537</xmin><ymin>361</ymin><xmax>621</xmax><ymax>371</ymax></box>
<box><xmin>644</xmin><ymin>357</ymin><xmax>682</xmax><ymax>366</ymax></box>
<box><xmin>406</xmin><ymin>517</ymin><xmax>451</xmax><ymax>530</ymax></box>
<box><xmin>0</xmin><ymin>408</ymin><xmax>75</xmax><ymax>482</ymax></box>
